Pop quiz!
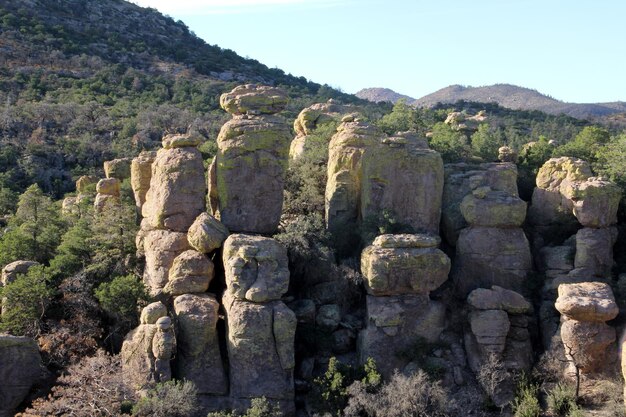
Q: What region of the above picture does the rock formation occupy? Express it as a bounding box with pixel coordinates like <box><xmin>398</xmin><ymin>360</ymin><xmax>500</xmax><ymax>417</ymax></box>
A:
<box><xmin>208</xmin><ymin>85</ymin><xmax>291</xmax><ymax>234</ymax></box>
<box><xmin>444</xmin><ymin>110</ymin><xmax>486</xmax><ymax>135</ymax></box>
<box><xmin>104</xmin><ymin>157</ymin><xmax>132</xmax><ymax>180</ymax></box>
<box><xmin>465</xmin><ymin>286</ymin><xmax>533</xmax><ymax>407</ymax></box>
<box><xmin>187</xmin><ymin>212</ymin><xmax>229</xmax><ymax>254</ymax></box>
<box><xmin>358</xmin><ymin>234</ymin><xmax>450</xmax><ymax>377</ymax></box>
<box><xmin>0</xmin><ymin>335</ymin><xmax>42</xmax><ymax>417</ymax></box>
<box><xmin>94</xmin><ymin>177</ymin><xmax>121</xmax><ymax>212</ymax></box>
<box><xmin>555</xmin><ymin>282</ymin><xmax>618</xmax><ymax>376</ymax></box>
<box><xmin>1</xmin><ymin>260</ymin><xmax>39</xmax><ymax>316</ymax></box>
<box><xmin>131</xmin><ymin>150</ymin><xmax>156</xmax><ymax>217</ymax></box>
<box><xmin>290</xmin><ymin>100</ymin><xmax>353</xmax><ymax>159</ymax></box>
<box><xmin>222</xmin><ymin>234</ymin><xmax>296</xmax><ymax>412</ymax></box>
<box><xmin>448</xmin><ymin>163</ymin><xmax>531</xmax><ymax>296</ymax></box>
<box><xmin>121</xmin><ymin>302</ymin><xmax>173</xmax><ymax>392</ymax></box>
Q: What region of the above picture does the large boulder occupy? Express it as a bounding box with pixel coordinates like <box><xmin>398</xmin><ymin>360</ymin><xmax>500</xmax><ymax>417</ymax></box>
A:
<box><xmin>442</xmin><ymin>162</ymin><xmax>518</xmax><ymax>245</ymax></box>
<box><xmin>223</xmin><ymin>234</ymin><xmax>289</xmax><ymax>303</ymax></box>
<box><xmin>173</xmin><ymin>294</ymin><xmax>227</xmax><ymax>395</ymax></box>
<box><xmin>163</xmin><ymin>250</ymin><xmax>214</xmax><ymax>296</ymax></box>
<box><xmin>0</xmin><ymin>335</ymin><xmax>42</xmax><ymax>417</ymax></box>
<box><xmin>1</xmin><ymin>260</ymin><xmax>39</xmax><ymax>286</ymax></box>
<box><xmin>574</xmin><ymin>227</ymin><xmax>618</xmax><ymax>278</ymax></box>
<box><xmin>555</xmin><ymin>282</ymin><xmax>618</xmax><ymax>323</ymax></box>
<box><xmin>211</xmin><ymin>113</ymin><xmax>291</xmax><ymax>234</ymax></box>
<box><xmin>143</xmin><ymin>230</ymin><xmax>191</xmax><ymax>296</ymax></box>
<box><xmin>187</xmin><ymin>212</ymin><xmax>229</xmax><ymax>254</ymax></box>
<box><xmin>75</xmin><ymin>175</ymin><xmax>98</xmax><ymax>193</ymax></box>
<box><xmin>360</xmin><ymin>135</ymin><xmax>443</xmax><ymax>234</ymax></box>
<box><xmin>467</xmin><ymin>285</ymin><xmax>532</xmax><ymax>314</ymax></box>
<box><xmin>460</xmin><ymin>188</ymin><xmax>527</xmax><ymax>228</ymax></box>
<box><xmin>220</xmin><ymin>84</ymin><xmax>288</xmax><ymax>115</ymax></box>
<box><xmin>468</xmin><ymin>309</ymin><xmax>510</xmax><ymax>354</ymax></box>
<box><xmin>568</xmin><ymin>177</ymin><xmax>621</xmax><ymax>227</ymax></box>
<box><xmin>360</xmin><ymin>234</ymin><xmax>450</xmax><ymax>296</ymax></box>
<box><xmin>96</xmin><ymin>178</ymin><xmax>121</xmax><ymax>196</ymax></box>
<box><xmin>142</xmin><ymin>136</ymin><xmax>205</xmax><ymax>232</ymax></box>
<box><xmin>358</xmin><ymin>294</ymin><xmax>446</xmax><ymax>378</ymax></box>
<box><xmin>131</xmin><ymin>151</ymin><xmax>156</xmax><ymax>214</ymax></box>
<box><xmin>444</xmin><ymin>110</ymin><xmax>486</xmax><ymax>134</ymax></box>
<box><xmin>325</xmin><ymin>119</ymin><xmax>380</xmax><ymax>230</ymax></box>
<box><xmin>454</xmin><ymin>227</ymin><xmax>532</xmax><ymax>296</ymax></box>
<box><xmin>104</xmin><ymin>157</ymin><xmax>132</xmax><ymax>180</ymax></box>
<box><xmin>223</xmin><ymin>293</ymin><xmax>296</xmax><ymax>402</ymax></box>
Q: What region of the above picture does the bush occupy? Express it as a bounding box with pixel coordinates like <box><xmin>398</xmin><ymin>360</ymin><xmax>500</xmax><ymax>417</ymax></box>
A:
<box><xmin>207</xmin><ymin>397</ymin><xmax>283</xmax><ymax>417</ymax></box>
<box><xmin>360</xmin><ymin>208</ymin><xmax>414</xmax><ymax>245</ymax></box>
<box><xmin>547</xmin><ymin>383</ymin><xmax>578</xmax><ymax>416</ymax></box>
<box><xmin>95</xmin><ymin>274</ymin><xmax>148</xmax><ymax>324</ymax></box>
<box><xmin>132</xmin><ymin>380</ymin><xmax>199</xmax><ymax>417</ymax></box>
<box><xmin>344</xmin><ymin>369</ymin><xmax>450</xmax><ymax>417</ymax></box>
<box><xmin>0</xmin><ymin>265</ymin><xmax>53</xmax><ymax>336</ymax></box>
<box><xmin>477</xmin><ymin>353</ymin><xmax>510</xmax><ymax>407</ymax></box>
<box><xmin>512</xmin><ymin>376</ymin><xmax>541</xmax><ymax>417</ymax></box>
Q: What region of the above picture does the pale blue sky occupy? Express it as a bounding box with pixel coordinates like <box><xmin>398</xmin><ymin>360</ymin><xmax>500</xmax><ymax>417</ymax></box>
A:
<box><xmin>132</xmin><ymin>0</ymin><xmax>625</xmax><ymax>103</ymax></box>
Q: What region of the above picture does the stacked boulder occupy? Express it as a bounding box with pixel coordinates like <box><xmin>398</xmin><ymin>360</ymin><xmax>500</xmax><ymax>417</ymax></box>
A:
<box><xmin>94</xmin><ymin>177</ymin><xmax>121</xmax><ymax>212</ymax></box>
<box><xmin>358</xmin><ymin>234</ymin><xmax>450</xmax><ymax>377</ymax></box>
<box><xmin>290</xmin><ymin>100</ymin><xmax>353</xmax><ymax>159</ymax></box>
<box><xmin>121</xmin><ymin>302</ymin><xmax>175</xmax><ymax>391</ymax></box>
<box><xmin>139</xmin><ymin>133</ymin><xmax>205</xmax><ymax>296</ymax></box>
<box><xmin>447</xmin><ymin>163</ymin><xmax>531</xmax><ymax>296</ymax></box>
<box><xmin>208</xmin><ymin>84</ymin><xmax>291</xmax><ymax>234</ymax></box>
<box><xmin>465</xmin><ymin>286</ymin><xmax>533</xmax><ymax>406</ymax></box>
<box><xmin>554</xmin><ymin>282</ymin><xmax>618</xmax><ymax>377</ymax></box>
<box><xmin>444</xmin><ymin>110</ymin><xmax>486</xmax><ymax>136</ymax></box>
<box><xmin>1</xmin><ymin>260</ymin><xmax>39</xmax><ymax>316</ymax></box>
<box><xmin>222</xmin><ymin>234</ymin><xmax>296</xmax><ymax>412</ymax></box>
<box><xmin>0</xmin><ymin>335</ymin><xmax>42</xmax><ymax>417</ymax></box>
<box><xmin>528</xmin><ymin>158</ymin><xmax>621</xmax><ymax>348</ymax></box>
<box><xmin>104</xmin><ymin>157</ymin><xmax>132</xmax><ymax>180</ymax></box>
<box><xmin>130</xmin><ymin>150</ymin><xmax>157</xmax><ymax>219</ymax></box>
<box><xmin>62</xmin><ymin>175</ymin><xmax>98</xmax><ymax>215</ymax></box>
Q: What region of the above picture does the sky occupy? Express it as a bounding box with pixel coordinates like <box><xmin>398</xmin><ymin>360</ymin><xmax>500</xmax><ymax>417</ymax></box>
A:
<box><xmin>130</xmin><ymin>0</ymin><xmax>626</xmax><ymax>103</ymax></box>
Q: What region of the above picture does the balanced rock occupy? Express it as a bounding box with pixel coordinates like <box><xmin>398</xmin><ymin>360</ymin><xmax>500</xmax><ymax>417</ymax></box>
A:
<box><xmin>152</xmin><ymin>317</ymin><xmax>176</xmax><ymax>383</ymax></box>
<box><xmin>0</xmin><ymin>335</ymin><xmax>42</xmax><ymax>417</ymax></box>
<box><xmin>76</xmin><ymin>175</ymin><xmax>98</xmax><ymax>193</ymax></box>
<box><xmin>360</xmin><ymin>135</ymin><xmax>444</xmax><ymax>234</ymax></box>
<box><xmin>211</xmin><ymin>106</ymin><xmax>291</xmax><ymax>234</ymax></box>
<box><xmin>361</xmin><ymin>234</ymin><xmax>450</xmax><ymax>296</ymax></box>
<box><xmin>220</xmin><ymin>84</ymin><xmax>288</xmax><ymax>115</ymax></box>
<box><xmin>162</xmin><ymin>133</ymin><xmax>202</xmax><ymax>149</ymax></box>
<box><xmin>223</xmin><ymin>292</ymin><xmax>296</xmax><ymax>402</ymax></box>
<box><xmin>163</xmin><ymin>250</ymin><xmax>214</xmax><ymax>296</ymax></box>
<box><xmin>567</xmin><ymin>177</ymin><xmax>621</xmax><ymax>227</ymax></box>
<box><xmin>140</xmin><ymin>301</ymin><xmax>168</xmax><ymax>325</ymax></box>
<box><xmin>555</xmin><ymin>282</ymin><xmax>618</xmax><ymax>322</ymax></box>
<box><xmin>96</xmin><ymin>178</ymin><xmax>120</xmax><ymax>196</ymax></box>
<box><xmin>467</xmin><ymin>286</ymin><xmax>532</xmax><ymax>314</ymax></box>
<box><xmin>498</xmin><ymin>146</ymin><xmax>518</xmax><ymax>163</ymax></box>
<box><xmin>104</xmin><ymin>157</ymin><xmax>132</xmax><ymax>180</ymax></box>
<box><xmin>143</xmin><ymin>230</ymin><xmax>191</xmax><ymax>296</ymax></box>
<box><xmin>1</xmin><ymin>260</ymin><xmax>39</xmax><ymax>286</ymax></box>
<box><xmin>325</xmin><ymin>119</ymin><xmax>379</xmax><ymax>230</ymax></box>
<box><xmin>444</xmin><ymin>111</ymin><xmax>486</xmax><ymax>134</ymax></box>
<box><xmin>460</xmin><ymin>188</ymin><xmax>527</xmax><ymax>228</ymax></box>
<box><xmin>442</xmin><ymin>162</ymin><xmax>519</xmax><ymax>245</ymax></box>
<box><xmin>131</xmin><ymin>151</ymin><xmax>156</xmax><ymax>214</ymax></box>
<box><xmin>223</xmin><ymin>234</ymin><xmax>289</xmax><ymax>303</ymax></box>
<box><xmin>173</xmin><ymin>293</ymin><xmax>227</xmax><ymax>395</ymax></box>
<box><xmin>142</xmin><ymin>137</ymin><xmax>205</xmax><ymax>232</ymax></box>
<box><xmin>187</xmin><ymin>212</ymin><xmax>229</xmax><ymax>254</ymax></box>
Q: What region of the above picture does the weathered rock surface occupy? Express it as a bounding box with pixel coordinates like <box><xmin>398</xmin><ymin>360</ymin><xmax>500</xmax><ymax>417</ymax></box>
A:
<box><xmin>358</xmin><ymin>294</ymin><xmax>446</xmax><ymax>377</ymax></box>
<box><xmin>360</xmin><ymin>135</ymin><xmax>443</xmax><ymax>234</ymax></box>
<box><xmin>96</xmin><ymin>178</ymin><xmax>121</xmax><ymax>196</ymax></box>
<box><xmin>140</xmin><ymin>301</ymin><xmax>168</xmax><ymax>325</ymax></box>
<box><xmin>223</xmin><ymin>293</ymin><xmax>296</xmax><ymax>401</ymax></box>
<box><xmin>104</xmin><ymin>157</ymin><xmax>132</xmax><ymax>180</ymax></box>
<box><xmin>569</xmin><ymin>177</ymin><xmax>621</xmax><ymax>227</ymax></box>
<box><xmin>163</xmin><ymin>250</ymin><xmax>214</xmax><ymax>296</ymax></box>
<box><xmin>454</xmin><ymin>227</ymin><xmax>532</xmax><ymax>296</ymax></box>
<box><xmin>361</xmin><ymin>233</ymin><xmax>450</xmax><ymax>296</ymax></box>
<box><xmin>76</xmin><ymin>175</ymin><xmax>98</xmax><ymax>193</ymax></box>
<box><xmin>460</xmin><ymin>188</ymin><xmax>527</xmax><ymax>228</ymax></box>
<box><xmin>220</xmin><ymin>84</ymin><xmax>288</xmax><ymax>115</ymax></box>
<box><xmin>442</xmin><ymin>162</ymin><xmax>518</xmax><ymax>245</ymax></box>
<box><xmin>444</xmin><ymin>110</ymin><xmax>486</xmax><ymax>134</ymax></box>
<box><xmin>131</xmin><ymin>151</ymin><xmax>156</xmax><ymax>214</ymax></box>
<box><xmin>212</xmin><ymin>114</ymin><xmax>290</xmax><ymax>234</ymax></box>
<box><xmin>187</xmin><ymin>212</ymin><xmax>229</xmax><ymax>254</ymax></box>
<box><xmin>1</xmin><ymin>260</ymin><xmax>39</xmax><ymax>286</ymax></box>
<box><xmin>469</xmin><ymin>309</ymin><xmax>510</xmax><ymax>353</ymax></box>
<box><xmin>61</xmin><ymin>196</ymin><xmax>78</xmax><ymax>215</ymax></box>
<box><xmin>555</xmin><ymin>282</ymin><xmax>618</xmax><ymax>322</ymax></box>
<box><xmin>173</xmin><ymin>294</ymin><xmax>227</xmax><ymax>395</ymax></box>
<box><xmin>143</xmin><ymin>230</ymin><xmax>191</xmax><ymax>296</ymax></box>
<box><xmin>142</xmin><ymin>141</ymin><xmax>205</xmax><ymax>232</ymax></box>
<box><xmin>223</xmin><ymin>234</ymin><xmax>289</xmax><ymax>303</ymax></box>
<box><xmin>0</xmin><ymin>335</ymin><xmax>42</xmax><ymax>417</ymax></box>
<box><xmin>498</xmin><ymin>146</ymin><xmax>517</xmax><ymax>163</ymax></box>
<box><xmin>121</xmin><ymin>304</ymin><xmax>170</xmax><ymax>391</ymax></box>
<box><xmin>574</xmin><ymin>227</ymin><xmax>618</xmax><ymax>278</ymax></box>
<box><xmin>162</xmin><ymin>133</ymin><xmax>202</xmax><ymax>149</ymax></box>
<box><xmin>325</xmin><ymin>120</ymin><xmax>380</xmax><ymax>230</ymax></box>
<box><xmin>467</xmin><ymin>286</ymin><xmax>532</xmax><ymax>314</ymax></box>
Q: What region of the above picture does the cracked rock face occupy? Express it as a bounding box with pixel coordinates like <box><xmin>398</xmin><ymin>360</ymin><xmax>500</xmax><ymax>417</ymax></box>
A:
<box><xmin>223</xmin><ymin>234</ymin><xmax>289</xmax><ymax>303</ymax></box>
<box><xmin>0</xmin><ymin>335</ymin><xmax>41</xmax><ymax>417</ymax></box>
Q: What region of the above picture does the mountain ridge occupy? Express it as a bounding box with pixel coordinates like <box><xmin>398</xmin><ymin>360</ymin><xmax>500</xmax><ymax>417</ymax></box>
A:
<box><xmin>356</xmin><ymin>84</ymin><xmax>626</xmax><ymax>119</ymax></box>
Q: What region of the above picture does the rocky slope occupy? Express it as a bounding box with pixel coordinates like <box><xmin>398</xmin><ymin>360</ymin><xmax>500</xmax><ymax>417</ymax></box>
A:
<box><xmin>356</xmin><ymin>84</ymin><xmax>626</xmax><ymax>119</ymax></box>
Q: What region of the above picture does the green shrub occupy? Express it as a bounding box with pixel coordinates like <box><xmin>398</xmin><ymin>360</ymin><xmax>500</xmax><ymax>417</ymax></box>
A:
<box><xmin>547</xmin><ymin>383</ymin><xmax>578</xmax><ymax>416</ymax></box>
<box><xmin>207</xmin><ymin>397</ymin><xmax>283</xmax><ymax>417</ymax></box>
<box><xmin>512</xmin><ymin>376</ymin><xmax>541</xmax><ymax>417</ymax></box>
<box><xmin>132</xmin><ymin>380</ymin><xmax>199</xmax><ymax>417</ymax></box>
<box><xmin>94</xmin><ymin>274</ymin><xmax>148</xmax><ymax>324</ymax></box>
